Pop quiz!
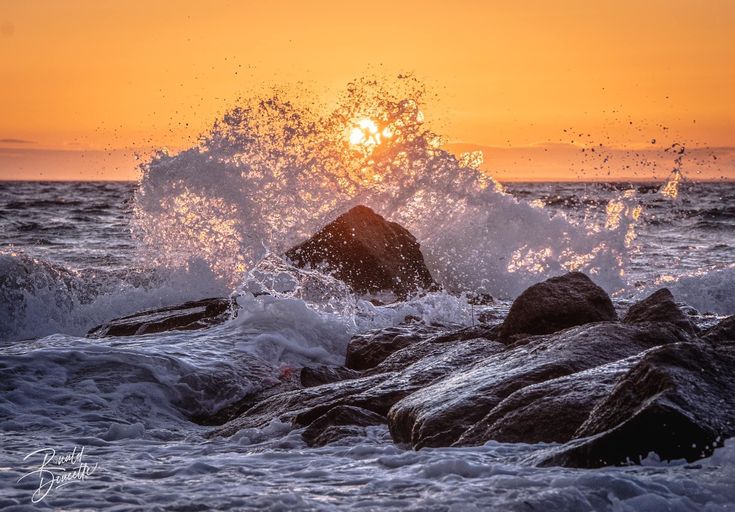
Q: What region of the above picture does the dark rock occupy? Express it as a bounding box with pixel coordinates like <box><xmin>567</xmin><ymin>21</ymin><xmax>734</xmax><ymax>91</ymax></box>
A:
<box><xmin>455</xmin><ymin>356</ymin><xmax>638</xmax><ymax>445</ymax></box>
<box><xmin>302</xmin><ymin>405</ymin><xmax>386</xmax><ymax>447</ymax></box>
<box><xmin>88</xmin><ymin>297</ymin><xmax>235</xmax><ymax>337</ymax></box>
<box><xmin>213</xmin><ymin>374</ymin><xmax>389</xmax><ymax>437</ymax></box>
<box><xmin>538</xmin><ymin>342</ymin><xmax>735</xmax><ymax>467</ymax></box>
<box><xmin>285</xmin><ymin>205</ymin><xmax>436</xmax><ymax>298</ymax></box>
<box><xmin>499</xmin><ymin>272</ymin><xmax>617</xmax><ymax>340</ymax></box>
<box><xmin>702</xmin><ymin>315</ymin><xmax>735</xmax><ymax>343</ymax></box>
<box><xmin>213</xmin><ymin>335</ymin><xmax>504</xmax><ymax>439</ymax></box>
<box><xmin>345</xmin><ymin>324</ymin><xmax>446</xmax><ymax>371</ymax></box>
<box><xmin>623</xmin><ymin>288</ymin><xmax>697</xmax><ymax>335</ymax></box>
<box><xmin>388</xmin><ymin>322</ymin><xmax>691</xmax><ymax>449</ymax></box>
<box><xmin>300</xmin><ymin>366</ymin><xmax>361</xmax><ymax>388</ymax></box>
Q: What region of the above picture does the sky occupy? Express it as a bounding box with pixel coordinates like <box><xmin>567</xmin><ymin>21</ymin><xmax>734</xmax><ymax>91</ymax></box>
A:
<box><xmin>1</xmin><ymin>0</ymin><xmax>734</xmax><ymax>181</ymax></box>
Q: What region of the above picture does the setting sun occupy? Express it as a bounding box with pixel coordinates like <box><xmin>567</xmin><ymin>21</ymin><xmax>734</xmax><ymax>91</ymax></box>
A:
<box><xmin>348</xmin><ymin>118</ymin><xmax>394</xmax><ymax>148</ymax></box>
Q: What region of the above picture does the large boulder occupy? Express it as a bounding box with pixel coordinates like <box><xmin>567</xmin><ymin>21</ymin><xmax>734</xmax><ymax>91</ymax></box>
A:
<box><xmin>388</xmin><ymin>322</ymin><xmax>691</xmax><ymax>449</ymax></box>
<box><xmin>455</xmin><ymin>356</ymin><xmax>639</xmax><ymax>446</ymax></box>
<box><xmin>623</xmin><ymin>288</ymin><xmax>697</xmax><ymax>335</ymax></box>
<box><xmin>87</xmin><ymin>297</ymin><xmax>235</xmax><ymax>337</ymax></box>
<box><xmin>538</xmin><ymin>341</ymin><xmax>735</xmax><ymax>467</ymax></box>
<box><xmin>285</xmin><ymin>205</ymin><xmax>436</xmax><ymax>299</ymax></box>
<box><xmin>499</xmin><ymin>272</ymin><xmax>617</xmax><ymax>340</ymax></box>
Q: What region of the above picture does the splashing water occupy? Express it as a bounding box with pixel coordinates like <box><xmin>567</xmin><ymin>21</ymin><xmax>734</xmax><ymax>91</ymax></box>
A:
<box><xmin>134</xmin><ymin>76</ymin><xmax>635</xmax><ymax>298</ymax></box>
<box><xmin>660</xmin><ymin>143</ymin><xmax>687</xmax><ymax>199</ymax></box>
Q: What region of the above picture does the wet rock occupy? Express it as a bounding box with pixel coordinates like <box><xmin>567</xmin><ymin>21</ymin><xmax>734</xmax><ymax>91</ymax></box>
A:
<box><xmin>285</xmin><ymin>205</ymin><xmax>436</xmax><ymax>299</ymax></box>
<box><xmin>702</xmin><ymin>315</ymin><xmax>735</xmax><ymax>343</ymax></box>
<box><xmin>345</xmin><ymin>324</ymin><xmax>446</xmax><ymax>371</ymax></box>
<box><xmin>302</xmin><ymin>405</ymin><xmax>386</xmax><ymax>447</ymax></box>
<box><xmin>388</xmin><ymin>322</ymin><xmax>691</xmax><ymax>449</ymax></box>
<box><xmin>213</xmin><ymin>374</ymin><xmax>390</xmax><ymax>437</ymax></box>
<box><xmin>88</xmin><ymin>297</ymin><xmax>235</xmax><ymax>337</ymax></box>
<box><xmin>499</xmin><ymin>272</ymin><xmax>617</xmax><ymax>340</ymax></box>
<box><xmin>300</xmin><ymin>365</ymin><xmax>361</xmax><ymax>388</ymax></box>
<box><xmin>213</xmin><ymin>336</ymin><xmax>504</xmax><ymax>439</ymax></box>
<box><xmin>623</xmin><ymin>288</ymin><xmax>697</xmax><ymax>335</ymax></box>
<box><xmin>455</xmin><ymin>357</ymin><xmax>638</xmax><ymax>446</ymax></box>
<box><xmin>538</xmin><ymin>342</ymin><xmax>735</xmax><ymax>467</ymax></box>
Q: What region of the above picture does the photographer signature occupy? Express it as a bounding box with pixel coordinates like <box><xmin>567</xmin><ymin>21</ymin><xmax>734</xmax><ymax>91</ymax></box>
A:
<box><xmin>17</xmin><ymin>446</ymin><xmax>99</xmax><ymax>503</ymax></box>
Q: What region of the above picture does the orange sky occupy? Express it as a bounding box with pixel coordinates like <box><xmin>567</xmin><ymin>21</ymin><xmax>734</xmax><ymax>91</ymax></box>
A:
<box><xmin>1</xmin><ymin>0</ymin><xmax>734</xmax><ymax>181</ymax></box>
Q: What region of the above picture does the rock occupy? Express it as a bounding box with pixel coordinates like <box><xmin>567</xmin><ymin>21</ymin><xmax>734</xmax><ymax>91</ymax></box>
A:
<box><xmin>300</xmin><ymin>366</ymin><xmax>361</xmax><ymax>388</ymax></box>
<box><xmin>702</xmin><ymin>315</ymin><xmax>735</xmax><ymax>343</ymax></box>
<box><xmin>623</xmin><ymin>288</ymin><xmax>697</xmax><ymax>335</ymax></box>
<box><xmin>538</xmin><ymin>342</ymin><xmax>735</xmax><ymax>467</ymax></box>
<box><xmin>285</xmin><ymin>205</ymin><xmax>436</xmax><ymax>299</ymax></box>
<box><xmin>345</xmin><ymin>324</ymin><xmax>446</xmax><ymax>371</ymax></box>
<box><xmin>213</xmin><ymin>374</ymin><xmax>389</xmax><ymax>437</ymax></box>
<box><xmin>499</xmin><ymin>272</ymin><xmax>617</xmax><ymax>340</ymax></box>
<box><xmin>213</xmin><ymin>335</ymin><xmax>504</xmax><ymax>439</ymax></box>
<box><xmin>388</xmin><ymin>322</ymin><xmax>691</xmax><ymax>449</ymax></box>
<box><xmin>88</xmin><ymin>297</ymin><xmax>235</xmax><ymax>337</ymax></box>
<box><xmin>302</xmin><ymin>405</ymin><xmax>387</xmax><ymax>447</ymax></box>
<box><xmin>455</xmin><ymin>356</ymin><xmax>638</xmax><ymax>446</ymax></box>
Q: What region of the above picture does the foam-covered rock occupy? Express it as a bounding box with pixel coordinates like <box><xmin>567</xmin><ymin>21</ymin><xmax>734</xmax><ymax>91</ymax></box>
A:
<box><xmin>285</xmin><ymin>205</ymin><xmax>436</xmax><ymax>299</ymax></box>
<box><xmin>499</xmin><ymin>272</ymin><xmax>616</xmax><ymax>340</ymax></box>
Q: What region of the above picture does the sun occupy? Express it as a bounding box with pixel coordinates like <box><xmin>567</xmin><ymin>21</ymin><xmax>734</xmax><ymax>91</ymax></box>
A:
<box><xmin>349</xmin><ymin>118</ymin><xmax>392</xmax><ymax>147</ymax></box>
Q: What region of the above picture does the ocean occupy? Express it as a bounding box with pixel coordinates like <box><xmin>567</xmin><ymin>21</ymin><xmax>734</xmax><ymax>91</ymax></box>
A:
<box><xmin>1</xmin><ymin>177</ymin><xmax>734</xmax><ymax>510</ymax></box>
<box><xmin>2</xmin><ymin>82</ymin><xmax>735</xmax><ymax>509</ymax></box>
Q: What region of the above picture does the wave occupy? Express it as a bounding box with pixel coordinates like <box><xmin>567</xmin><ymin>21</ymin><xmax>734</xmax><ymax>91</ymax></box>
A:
<box><xmin>133</xmin><ymin>76</ymin><xmax>634</xmax><ymax>299</ymax></box>
<box><xmin>0</xmin><ymin>250</ymin><xmax>229</xmax><ymax>342</ymax></box>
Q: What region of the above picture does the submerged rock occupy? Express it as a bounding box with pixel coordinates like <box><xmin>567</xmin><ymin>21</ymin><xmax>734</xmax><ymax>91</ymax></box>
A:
<box><xmin>623</xmin><ymin>288</ymin><xmax>697</xmax><ymax>335</ymax></box>
<box><xmin>538</xmin><ymin>341</ymin><xmax>735</xmax><ymax>467</ymax></box>
<box><xmin>285</xmin><ymin>205</ymin><xmax>436</xmax><ymax>299</ymax></box>
<box><xmin>87</xmin><ymin>297</ymin><xmax>235</xmax><ymax>337</ymax></box>
<box><xmin>499</xmin><ymin>272</ymin><xmax>617</xmax><ymax>340</ymax></box>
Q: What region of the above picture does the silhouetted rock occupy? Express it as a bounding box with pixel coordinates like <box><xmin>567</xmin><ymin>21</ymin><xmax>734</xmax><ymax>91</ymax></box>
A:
<box><xmin>623</xmin><ymin>288</ymin><xmax>697</xmax><ymax>335</ymax></box>
<box><xmin>285</xmin><ymin>205</ymin><xmax>436</xmax><ymax>299</ymax></box>
<box><xmin>538</xmin><ymin>342</ymin><xmax>735</xmax><ymax>467</ymax></box>
<box><xmin>302</xmin><ymin>405</ymin><xmax>387</xmax><ymax>447</ymax></box>
<box><xmin>300</xmin><ymin>365</ymin><xmax>361</xmax><ymax>388</ymax></box>
<box><xmin>388</xmin><ymin>322</ymin><xmax>690</xmax><ymax>449</ymax></box>
<box><xmin>702</xmin><ymin>315</ymin><xmax>735</xmax><ymax>343</ymax></box>
<box><xmin>499</xmin><ymin>272</ymin><xmax>617</xmax><ymax>340</ymax></box>
<box><xmin>88</xmin><ymin>297</ymin><xmax>235</xmax><ymax>337</ymax></box>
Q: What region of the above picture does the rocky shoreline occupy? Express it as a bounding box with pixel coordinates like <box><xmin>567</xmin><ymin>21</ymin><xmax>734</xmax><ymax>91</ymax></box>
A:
<box><xmin>88</xmin><ymin>205</ymin><xmax>735</xmax><ymax>469</ymax></box>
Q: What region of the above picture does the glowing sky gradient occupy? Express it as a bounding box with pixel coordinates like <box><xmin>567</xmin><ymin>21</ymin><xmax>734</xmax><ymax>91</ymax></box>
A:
<box><xmin>1</xmin><ymin>0</ymin><xmax>733</xmax><ymax>180</ymax></box>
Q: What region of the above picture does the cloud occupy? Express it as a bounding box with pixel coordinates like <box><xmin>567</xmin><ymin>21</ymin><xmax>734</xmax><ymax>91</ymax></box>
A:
<box><xmin>0</xmin><ymin>138</ymin><xmax>35</xmax><ymax>144</ymax></box>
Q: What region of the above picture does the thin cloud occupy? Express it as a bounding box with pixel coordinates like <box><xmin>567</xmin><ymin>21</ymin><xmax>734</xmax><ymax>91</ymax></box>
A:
<box><xmin>0</xmin><ymin>138</ymin><xmax>35</xmax><ymax>144</ymax></box>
